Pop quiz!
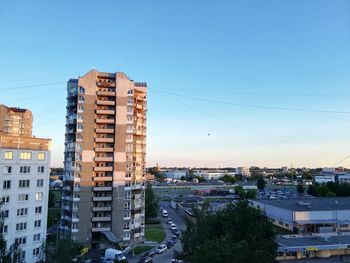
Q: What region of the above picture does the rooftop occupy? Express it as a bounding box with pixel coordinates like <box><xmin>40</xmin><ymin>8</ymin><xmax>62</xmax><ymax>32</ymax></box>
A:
<box><xmin>277</xmin><ymin>234</ymin><xmax>350</xmax><ymax>252</ymax></box>
<box><xmin>254</xmin><ymin>197</ymin><xmax>350</xmax><ymax>211</ymax></box>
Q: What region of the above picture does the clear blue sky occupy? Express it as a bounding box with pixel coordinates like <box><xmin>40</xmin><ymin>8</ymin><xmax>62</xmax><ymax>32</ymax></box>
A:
<box><xmin>0</xmin><ymin>0</ymin><xmax>349</xmax><ymax>168</ymax></box>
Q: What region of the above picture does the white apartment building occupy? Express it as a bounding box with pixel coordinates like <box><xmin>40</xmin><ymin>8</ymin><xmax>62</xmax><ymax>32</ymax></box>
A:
<box><xmin>0</xmin><ymin>136</ymin><xmax>51</xmax><ymax>263</ymax></box>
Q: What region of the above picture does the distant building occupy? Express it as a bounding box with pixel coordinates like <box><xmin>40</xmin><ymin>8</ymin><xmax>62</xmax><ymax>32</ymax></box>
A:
<box><xmin>193</xmin><ymin>169</ymin><xmax>235</xmax><ymax>180</ymax></box>
<box><xmin>314</xmin><ymin>175</ymin><xmax>335</xmax><ymax>184</ymax></box>
<box><xmin>0</xmin><ymin>104</ymin><xmax>33</xmax><ymax>137</ymax></box>
<box><xmin>235</xmin><ymin>167</ymin><xmax>250</xmax><ymax>177</ymax></box>
<box><xmin>163</xmin><ymin>169</ymin><xmax>187</xmax><ymax>180</ymax></box>
<box><xmin>281</xmin><ymin>166</ymin><xmax>289</xmax><ymax>174</ymax></box>
<box><xmin>0</xmin><ymin>106</ymin><xmax>51</xmax><ymax>263</ymax></box>
<box><xmin>252</xmin><ymin>198</ymin><xmax>350</xmax><ymax>234</ymax></box>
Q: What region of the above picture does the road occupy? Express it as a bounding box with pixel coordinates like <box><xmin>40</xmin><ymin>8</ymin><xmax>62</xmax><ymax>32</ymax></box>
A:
<box><xmin>151</xmin><ymin>201</ymin><xmax>186</xmax><ymax>263</ymax></box>
<box><xmin>127</xmin><ymin>201</ymin><xmax>186</xmax><ymax>263</ymax></box>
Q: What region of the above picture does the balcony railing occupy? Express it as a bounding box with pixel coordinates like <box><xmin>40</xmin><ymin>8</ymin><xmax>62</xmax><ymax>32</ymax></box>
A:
<box><xmin>94</xmin><ymin>157</ymin><xmax>113</xmax><ymax>162</ymax></box>
<box><xmin>93</xmin><ymin>186</ymin><xmax>113</xmax><ymax>191</ymax></box>
<box><xmin>93</xmin><ymin>176</ymin><xmax>113</xmax><ymax>182</ymax></box>
<box><xmin>96</xmin><ymin>100</ymin><xmax>115</xmax><ymax>106</ymax></box>
<box><xmin>95</xmin><ymin>128</ymin><xmax>114</xmax><ymax>134</ymax></box>
<box><xmin>96</xmin><ymin>119</ymin><xmax>115</xmax><ymax>124</ymax></box>
<box><xmin>95</xmin><ymin>147</ymin><xmax>114</xmax><ymax>152</ymax></box>
<box><xmin>93</xmin><ymin>196</ymin><xmax>112</xmax><ymax>202</ymax></box>
<box><xmin>95</xmin><ymin>138</ymin><xmax>114</xmax><ymax>143</ymax></box>
<box><xmin>96</xmin><ymin>109</ymin><xmax>115</xmax><ymax>115</ymax></box>
<box><xmin>92</xmin><ymin>216</ymin><xmax>112</xmax><ymax>222</ymax></box>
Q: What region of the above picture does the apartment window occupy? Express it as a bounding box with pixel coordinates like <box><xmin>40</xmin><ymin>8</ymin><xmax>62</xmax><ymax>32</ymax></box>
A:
<box><xmin>18</xmin><ymin>194</ymin><xmax>29</xmax><ymax>201</ymax></box>
<box><xmin>16</xmin><ymin>222</ymin><xmax>27</xmax><ymax>231</ymax></box>
<box><xmin>33</xmin><ymin>247</ymin><xmax>40</xmax><ymax>256</ymax></box>
<box><xmin>37</xmin><ymin>179</ymin><xmax>44</xmax><ymax>187</ymax></box>
<box><xmin>4</xmin><ymin>151</ymin><xmax>13</xmax><ymax>160</ymax></box>
<box><xmin>19</xmin><ymin>180</ymin><xmax>30</xmax><ymax>188</ymax></box>
<box><xmin>78</xmin><ymin>96</ymin><xmax>85</xmax><ymax>103</ymax></box>
<box><xmin>2</xmin><ymin>225</ymin><xmax>8</xmax><ymax>234</ymax></box>
<box><xmin>35</xmin><ymin>192</ymin><xmax>43</xmax><ymax>201</ymax></box>
<box><xmin>3</xmin><ymin>166</ymin><xmax>12</xmax><ymax>174</ymax></box>
<box><xmin>34</xmin><ymin>220</ymin><xmax>41</xmax><ymax>228</ymax></box>
<box><xmin>1</xmin><ymin>196</ymin><xmax>10</xmax><ymax>204</ymax></box>
<box><xmin>37</xmin><ymin>152</ymin><xmax>45</xmax><ymax>160</ymax></box>
<box><xmin>20</xmin><ymin>152</ymin><xmax>32</xmax><ymax>160</ymax></box>
<box><xmin>37</xmin><ymin>166</ymin><xmax>44</xmax><ymax>173</ymax></box>
<box><xmin>1</xmin><ymin>210</ymin><xmax>9</xmax><ymax>218</ymax></box>
<box><xmin>35</xmin><ymin>206</ymin><xmax>42</xmax><ymax>214</ymax></box>
<box><xmin>20</xmin><ymin>166</ymin><xmax>31</xmax><ymax>173</ymax></box>
<box><xmin>17</xmin><ymin>208</ymin><xmax>28</xmax><ymax>216</ymax></box>
<box><xmin>3</xmin><ymin>181</ymin><xmax>11</xmax><ymax>190</ymax></box>
<box><xmin>15</xmin><ymin>237</ymin><xmax>26</xmax><ymax>245</ymax></box>
<box><xmin>33</xmin><ymin>233</ymin><xmax>40</xmax><ymax>242</ymax></box>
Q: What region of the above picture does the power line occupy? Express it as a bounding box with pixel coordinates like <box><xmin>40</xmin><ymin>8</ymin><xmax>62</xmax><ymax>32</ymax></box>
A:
<box><xmin>0</xmin><ymin>81</ymin><xmax>65</xmax><ymax>91</ymax></box>
<box><xmin>149</xmin><ymin>88</ymin><xmax>350</xmax><ymax>114</ymax></box>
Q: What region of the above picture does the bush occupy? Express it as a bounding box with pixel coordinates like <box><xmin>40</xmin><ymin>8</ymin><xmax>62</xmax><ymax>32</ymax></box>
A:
<box><xmin>145</xmin><ymin>218</ymin><xmax>161</xmax><ymax>225</ymax></box>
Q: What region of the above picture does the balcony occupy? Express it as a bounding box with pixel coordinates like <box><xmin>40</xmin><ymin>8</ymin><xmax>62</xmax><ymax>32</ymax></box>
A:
<box><xmin>71</xmin><ymin>228</ymin><xmax>79</xmax><ymax>233</ymax></box>
<box><xmin>74</xmin><ymin>177</ymin><xmax>81</xmax><ymax>183</ymax></box>
<box><xmin>63</xmin><ymin>186</ymin><xmax>71</xmax><ymax>191</ymax></box>
<box><xmin>96</xmin><ymin>109</ymin><xmax>115</xmax><ymax>115</ymax></box>
<box><xmin>61</xmin><ymin>215</ymin><xmax>71</xmax><ymax>221</ymax></box>
<box><xmin>94</xmin><ymin>166</ymin><xmax>113</xmax><ymax>172</ymax></box>
<box><xmin>62</xmin><ymin>195</ymin><xmax>72</xmax><ymax>201</ymax></box>
<box><xmin>95</xmin><ymin>147</ymin><xmax>114</xmax><ymax>152</ymax></box>
<box><xmin>92</xmin><ymin>216</ymin><xmax>111</xmax><ymax>222</ymax></box>
<box><xmin>73</xmin><ymin>197</ymin><xmax>80</xmax><ymax>202</ymax></box>
<box><xmin>93</xmin><ymin>186</ymin><xmax>112</xmax><ymax>191</ymax></box>
<box><xmin>96</xmin><ymin>81</ymin><xmax>116</xmax><ymax>88</ymax></box>
<box><xmin>93</xmin><ymin>206</ymin><xmax>112</xmax><ymax>212</ymax></box>
<box><xmin>95</xmin><ymin>128</ymin><xmax>114</xmax><ymax>134</ymax></box>
<box><xmin>97</xmin><ymin>91</ymin><xmax>116</xmax><ymax>96</ymax></box>
<box><xmin>96</xmin><ymin>119</ymin><xmax>115</xmax><ymax>124</ymax></box>
<box><xmin>94</xmin><ymin>157</ymin><xmax>113</xmax><ymax>162</ymax></box>
<box><xmin>72</xmin><ymin>217</ymin><xmax>79</xmax><ymax>223</ymax></box>
<box><xmin>131</xmin><ymin>184</ymin><xmax>142</xmax><ymax>190</ymax></box>
<box><xmin>93</xmin><ymin>176</ymin><xmax>113</xmax><ymax>182</ymax></box>
<box><xmin>96</xmin><ymin>100</ymin><xmax>115</xmax><ymax>106</ymax></box>
<box><xmin>93</xmin><ymin>196</ymin><xmax>112</xmax><ymax>202</ymax></box>
<box><xmin>92</xmin><ymin>227</ymin><xmax>111</xmax><ymax>232</ymax></box>
<box><xmin>62</xmin><ymin>205</ymin><xmax>71</xmax><ymax>211</ymax></box>
<box><xmin>95</xmin><ymin>138</ymin><xmax>114</xmax><ymax>143</ymax></box>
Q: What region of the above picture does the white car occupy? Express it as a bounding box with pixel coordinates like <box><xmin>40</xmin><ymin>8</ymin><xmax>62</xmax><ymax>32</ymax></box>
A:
<box><xmin>170</xmin><ymin>223</ymin><xmax>177</xmax><ymax>231</ymax></box>
<box><xmin>155</xmin><ymin>244</ymin><xmax>167</xmax><ymax>254</ymax></box>
<box><xmin>167</xmin><ymin>218</ymin><xmax>173</xmax><ymax>224</ymax></box>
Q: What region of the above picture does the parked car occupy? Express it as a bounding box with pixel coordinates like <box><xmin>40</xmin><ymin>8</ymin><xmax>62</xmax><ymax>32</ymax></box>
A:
<box><xmin>145</xmin><ymin>251</ymin><xmax>155</xmax><ymax>258</ymax></box>
<box><xmin>171</xmin><ymin>260</ymin><xmax>184</xmax><ymax>263</ymax></box>
<box><xmin>162</xmin><ymin>210</ymin><xmax>168</xmax><ymax>218</ymax></box>
<box><xmin>170</xmin><ymin>223</ymin><xmax>177</xmax><ymax>231</ymax></box>
<box><xmin>171</xmin><ymin>235</ymin><xmax>177</xmax><ymax>241</ymax></box>
<box><xmin>166</xmin><ymin>240</ymin><xmax>176</xmax><ymax>248</ymax></box>
<box><xmin>155</xmin><ymin>244</ymin><xmax>167</xmax><ymax>254</ymax></box>
<box><xmin>172</xmin><ymin>229</ymin><xmax>180</xmax><ymax>237</ymax></box>
<box><xmin>138</xmin><ymin>256</ymin><xmax>152</xmax><ymax>263</ymax></box>
<box><xmin>167</xmin><ymin>218</ymin><xmax>173</xmax><ymax>224</ymax></box>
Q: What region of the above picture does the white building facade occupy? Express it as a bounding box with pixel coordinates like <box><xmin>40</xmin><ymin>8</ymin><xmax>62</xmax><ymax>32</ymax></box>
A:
<box><xmin>0</xmin><ymin>142</ymin><xmax>50</xmax><ymax>263</ymax></box>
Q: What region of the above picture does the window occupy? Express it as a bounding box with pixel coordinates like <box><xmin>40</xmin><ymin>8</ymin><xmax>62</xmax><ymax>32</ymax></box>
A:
<box><xmin>37</xmin><ymin>179</ymin><xmax>44</xmax><ymax>187</ymax></box>
<box><xmin>37</xmin><ymin>166</ymin><xmax>44</xmax><ymax>173</ymax></box>
<box><xmin>37</xmin><ymin>152</ymin><xmax>45</xmax><ymax>160</ymax></box>
<box><xmin>35</xmin><ymin>192</ymin><xmax>43</xmax><ymax>201</ymax></box>
<box><xmin>3</xmin><ymin>166</ymin><xmax>12</xmax><ymax>174</ymax></box>
<box><xmin>2</xmin><ymin>225</ymin><xmax>8</xmax><ymax>234</ymax></box>
<box><xmin>4</xmin><ymin>151</ymin><xmax>13</xmax><ymax>160</ymax></box>
<box><xmin>3</xmin><ymin>181</ymin><xmax>11</xmax><ymax>189</ymax></box>
<box><xmin>33</xmin><ymin>247</ymin><xmax>40</xmax><ymax>256</ymax></box>
<box><xmin>17</xmin><ymin>208</ymin><xmax>28</xmax><ymax>216</ymax></box>
<box><xmin>34</xmin><ymin>220</ymin><xmax>41</xmax><ymax>228</ymax></box>
<box><xmin>35</xmin><ymin>206</ymin><xmax>42</xmax><ymax>214</ymax></box>
<box><xmin>20</xmin><ymin>166</ymin><xmax>30</xmax><ymax>173</ymax></box>
<box><xmin>33</xmin><ymin>233</ymin><xmax>40</xmax><ymax>242</ymax></box>
<box><xmin>20</xmin><ymin>152</ymin><xmax>31</xmax><ymax>160</ymax></box>
<box><xmin>15</xmin><ymin>237</ymin><xmax>26</xmax><ymax>245</ymax></box>
<box><xmin>1</xmin><ymin>210</ymin><xmax>9</xmax><ymax>218</ymax></box>
<box><xmin>1</xmin><ymin>196</ymin><xmax>10</xmax><ymax>204</ymax></box>
<box><xmin>19</xmin><ymin>180</ymin><xmax>30</xmax><ymax>188</ymax></box>
<box><xmin>18</xmin><ymin>194</ymin><xmax>29</xmax><ymax>201</ymax></box>
<box><xmin>16</xmin><ymin>222</ymin><xmax>27</xmax><ymax>231</ymax></box>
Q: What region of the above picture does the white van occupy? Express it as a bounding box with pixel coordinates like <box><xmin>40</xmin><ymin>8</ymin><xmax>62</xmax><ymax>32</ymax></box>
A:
<box><xmin>105</xmin><ymin>248</ymin><xmax>126</xmax><ymax>261</ymax></box>
<box><xmin>162</xmin><ymin>209</ymin><xmax>168</xmax><ymax>217</ymax></box>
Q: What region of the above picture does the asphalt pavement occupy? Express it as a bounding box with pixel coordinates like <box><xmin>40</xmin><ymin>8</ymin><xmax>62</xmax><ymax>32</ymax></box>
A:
<box><xmin>128</xmin><ymin>201</ymin><xmax>186</xmax><ymax>263</ymax></box>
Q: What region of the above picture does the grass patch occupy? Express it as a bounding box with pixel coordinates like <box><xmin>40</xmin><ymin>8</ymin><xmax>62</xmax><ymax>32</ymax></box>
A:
<box><xmin>145</xmin><ymin>224</ymin><xmax>165</xmax><ymax>243</ymax></box>
<box><xmin>47</xmin><ymin>208</ymin><xmax>61</xmax><ymax>228</ymax></box>
<box><xmin>133</xmin><ymin>245</ymin><xmax>154</xmax><ymax>255</ymax></box>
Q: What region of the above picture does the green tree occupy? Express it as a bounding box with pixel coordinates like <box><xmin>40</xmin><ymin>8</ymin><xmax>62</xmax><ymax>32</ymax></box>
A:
<box><xmin>246</xmin><ymin>189</ymin><xmax>257</xmax><ymax>199</ymax></box>
<box><xmin>181</xmin><ymin>201</ymin><xmax>277</xmax><ymax>263</ymax></box>
<box><xmin>257</xmin><ymin>177</ymin><xmax>266</xmax><ymax>191</ymax></box>
<box><xmin>145</xmin><ymin>184</ymin><xmax>159</xmax><ymax>220</ymax></box>
<box><xmin>307</xmin><ymin>185</ymin><xmax>317</xmax><ymax>196</ymax></box>
<box><xmin>221</xmin><ymin>175</ymin><xmax>236</xmax><ymax>184</ymax></box>
<box><xmin>48</xmin><ymin>191</ymin><xmax>55</xmax><ymax>207</ymax></box>
<box><xmin>234</xmin><ymin>186</ymin><xmax>246</xmax><ymax>200</ymax></box>
<box><xmin>296</xmin><ymin>184</ymin><xmax>304</xmax><ymax>194</ymax></box>
<box><xmin>45</xmin><ymin>238</ymin><xmax>79</xmax><ymax>263</ymax></box>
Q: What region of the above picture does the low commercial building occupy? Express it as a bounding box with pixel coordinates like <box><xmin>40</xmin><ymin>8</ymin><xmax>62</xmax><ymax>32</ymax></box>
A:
<box><xmin>251</xmin><ymin>198</ymin><xmax>350</xmax><ymax>234</ymax></box>
<box><xmin>163</xmin><ymin>169</ymin><xmax>187</xmax><ymax>180</ymax></box>
<box><xmin>277</xmin><ymin>233</ymin><xmax>350</xmax><ymax>260</ymax></box>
